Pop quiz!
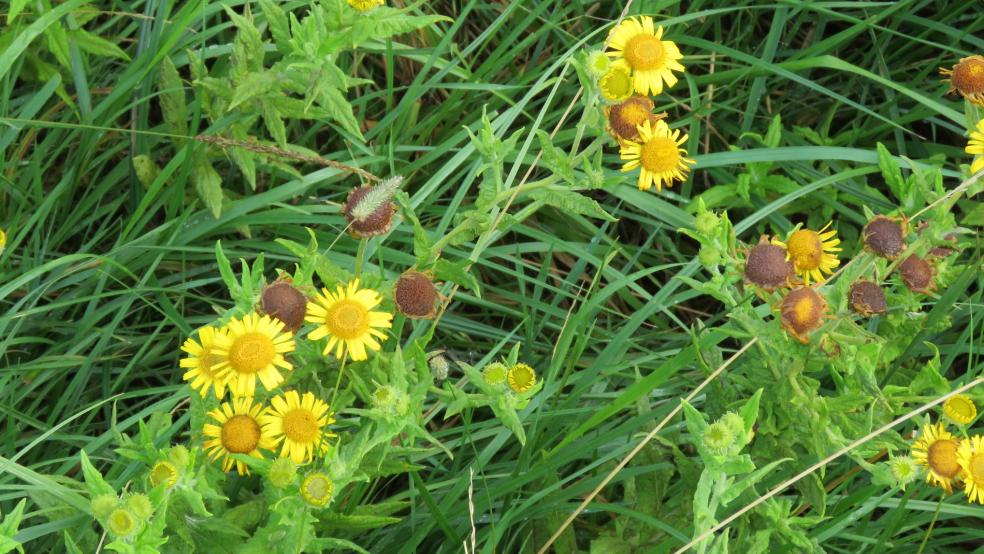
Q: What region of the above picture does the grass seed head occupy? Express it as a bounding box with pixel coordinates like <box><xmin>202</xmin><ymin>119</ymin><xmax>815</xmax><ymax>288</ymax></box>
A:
<box><xmin>261</xmin><ymin>280</ymin><xmax>308</xmax><ymax>332</ymax></box>
<box><xmin>863</xmin><ymin>216</ymin><xmax>906</xmax><ymax>259</ymax></box>
<box><xmin>849</xmin><ymin>280</ymin><xmax>887</xmax><ymax>317</ymax></box>
<box><xmin>394</xmin><ymin>271</ymin><xmax>439</xmax><ymax>320</ymax></box>
<box><xmin>343</xmin><ymin>184</ymin><xmax>396</xmax><ymax>238</ymax></box>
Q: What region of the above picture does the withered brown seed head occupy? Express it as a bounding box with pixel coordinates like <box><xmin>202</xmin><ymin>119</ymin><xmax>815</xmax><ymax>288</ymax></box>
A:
<box><xmin>863</xmin><ymin>216</ymin><xmax>905</xmax><ymax>259</ymax></box>
<box><xmin>394</xmin><ymin>271</ymin><xmax>439</xmax><ymax>319</ymax></box>
<box><xmin>849</xmin><ymin>280</ymin><xmax>887</xmax><ymax>317</ymax></box>
<box><xmin>607</xmin><ymin>96</ymin><xmax>659</xmax><ymax>142</ymax></box>
<box><xmin>949</xmin><ymin>56</ymin><xmax>984</xmax><ymax>96</ymax></box>
<box><xmin>343</xmin><ymin>185</ymin><xmax>395</xmax><ymax>238</ymax></box>
<box><xmin>780</xmin><ymin>287</ymin><xmax>827</xmax><ymax>343</ymax></box>
<box><xmin>899</xmin><ymin>255</ymin><xmax>934</xmax><ymax>293</ymax></box>
<box><xmin>744</xmin><ymin>239</ymin><xmax>794</xmax><ymax>290</ymax></box>
<box><xmin>261</xmin><ymin>281</ymin><xmax>307</xmax><ymax>332</ymax></box>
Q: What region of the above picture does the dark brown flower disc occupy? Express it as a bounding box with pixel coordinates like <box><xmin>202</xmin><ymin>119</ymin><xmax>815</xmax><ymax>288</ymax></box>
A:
<box><xmin>849</xmin><ymin>280</ymin><xmax>887</xmax><ymax>317</ymax></box>
<box><xmin>394</xmin><ymin>271</ymin><xmax>439</xmax><ymax>319</ymax></box>
<box><xmin>261</xmin><ymin>281</ymin><xmax>307</xmax><ymax>332</ymax></box>
<box><xmin>343</xmin><ymin>185</ymin><xmax>395</xmax><ymax>238</ymax></box>
<box><xmin>899</xmin><ymin>255</ymin><xmax>934</xmax><ymax>293</ymax></box>
<box><xmin>744</xmin><ymin>240</ymin><xmax>794</xmax><ymax>290</ymax></box>
<box><xmin>863</xmin><ymin>216</ymin><xmax>905</xmax><ymax>259</ymax></box>
<box><xmin>607</xmin><ymin>96</ymin><xmax>658</xmax><ymax>142</ymax></box>
<box><xmin>780</xmin><ymin>287</ymin><xmax>827</xmax><ymax>343</ymax></box>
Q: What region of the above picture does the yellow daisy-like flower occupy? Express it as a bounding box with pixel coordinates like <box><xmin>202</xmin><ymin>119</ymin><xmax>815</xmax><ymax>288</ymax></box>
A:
<box><xmin>306</xmin><ymin>279</ymin><xmax>392</xmax><ymax>361</ymax></box>
<box><xmin>202</xmin><ymin>396</ymin><xmax>276</xmax><ymax>475</ymax></box>
<box><xmin>943</xmin><ymin>394</ymin><xmax>977</xmax><ymax>425</ymax></box>
<box><xmin>348</xmin><ymin>0</ymin><xmax>383</xmax><ymax>11</ymax></box>
<box><xmin>606</xmin><ymin>16</ymin><xmax>685</xmax><ymax>96</ymax></box>
<box><xmin>912</xmin><ymin>422</ymin><xmax>962</xmax><ymax>493</ymax></box>
<box><xmin>507</xmin><ymin>363</ymin><xmax>536</xmax><ymax>394</ymax></box>
<box><xmin>772</xmin><ymin>222</ymin><xmax>841</xmax><ymax>285</ymax></box>
<box><xmin>0</xmin><ymin>228</ymin><xmax>6</xmax><ymax>252</ymax></box>
<box><xmin>180</xmin><ymin>326</ymin><xmax>230</xmax><ymax>399</ymax></box>
<box><xmin>149</xmin><ymin>461</ymin><xmax>179</xmax><ymax>489</ymax></box>
<box><xmin>262</xmin><ymin>391</ymin><xmax>337</xmax><ymax>464</ymax></box>
<box><xmin>940</xmin><ymin>55</ymin><xmax>984</xmax><ymax>106</ymax></box>
<box><xmin>619</xmin><ymin>119</ymin><xmax>695</xmax><ymax>192</ymax></box>
<box><xmin>300</xmin><ymin>472</ymin><xmax>335</xmax><ymax>507</ymax></box>
<box><xmin>599</xmin><ymin>60</ymin><xmax>634</xmax><ymax>102</ymax></box>
<box><xmin>957</xmin><ymin>435</ymin><xmax>984</xmax><ymax>504</ymax></box>
<box><xmin>211</xmin><ymin>313</ymin><xmax>295</xmax><ymax>398</ymax></box>
<box><xmin>964</xmin><ymin>119</ymin><xmax>984</xmax><ymax>174</ymax></box>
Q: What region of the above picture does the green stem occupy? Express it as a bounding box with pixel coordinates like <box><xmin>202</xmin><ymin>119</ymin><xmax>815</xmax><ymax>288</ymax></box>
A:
<box><xmin>330</xmin><ymin>355</ymin><xmax>348</xmax><ymax>408</ymax></box>
<box><xmin>354</xmin><ymin>238</ymin><xmax>367</xmax><ymax>278</ymax></box>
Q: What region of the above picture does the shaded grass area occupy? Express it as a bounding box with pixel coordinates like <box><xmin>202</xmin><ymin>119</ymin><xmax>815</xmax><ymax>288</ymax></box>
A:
<box><xmin>1</xmin><ymin>0</ymin><xmax>982</xmax><ymax>551</ymax></box>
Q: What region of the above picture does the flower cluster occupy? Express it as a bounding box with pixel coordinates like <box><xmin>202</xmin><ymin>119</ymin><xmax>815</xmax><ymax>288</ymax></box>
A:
<box><xmin>589</xmin><ymin>16</ymin><xmax>695</xmax><ymax>192</ymax></box>
<box><xmin>903</xmin><ymin>395</ymin><xmax>983</xmax><ymax>504</ymax></box>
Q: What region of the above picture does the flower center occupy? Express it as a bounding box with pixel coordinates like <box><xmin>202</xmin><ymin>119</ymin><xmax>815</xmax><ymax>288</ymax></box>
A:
<box><xmin>228</xmin><ymin>333</ymin><xmax>275</xmax><ymax>374</ymax></box>
<box><xmin>619</xmin><ymin>103</ymin><xmax>649</xmax><ymax>128</ymax></box>
<box><xmin>971</xmin><ymin>453</ymin><xmax>984</xmax><ymax>483</ymax></box>
<box><xmin>304</xmin><ymin>474</ymin><xmax>333</xmax><ymax>501</ymax></box>
<box><xmin>221</xmin><ymin>415</ymin><xmax>261</xmax><ymax>454</ymax></box>
<box><xmin>107</xmin><ymin>509</ymin><xmax>136</xmax><ymax>536</ymax></box>
<box><xmin>508</xmin><ymin>365</ymin><xmax>536</xmax><ymax>392</ymax></box>
<box><xmin>955</xmin><ymin>58</ymin><xmax>984</xmax><ymax>93</ymax></box>
<box><xmin>640</xmin><ymin>137</ymin><xmax>680</xmax><ymax>173</ymax></box>
<box><xmin>946</xmin><ymin>397</ymin><xmax>976</xmax><ymax>420</ymax></box>
<box><xmin>786</xmin><ymin>230</ymin><xmax>823</xmax><ymax>270</ymax></box>
<box><xmin>927</xmin><ymin>439</ymin><xmax>960</xmax><ymax>478</ymax></box>
<box><xmin>150</xmin><ymin>461</ymin><xmax>178</xmax><ymax>488</ymax></box>
<box><xmin>602</xmin><ymin>68</ymin><xmax>632</xmax><ymax>99</ymax></box>
<box><xmin>625</xmin><ymin>34</ymin><xmax>665</xmax><ymax>70</ymax></box>
<box><xmin>792</xmin><ymin>296</ymin><xmax>816</xmax><ymax>325</ymax></box>
<box><xmin>283</xmin><ymin>409</ymin><xmax>319</xmax><ymax>443</ymax></box>
<box><xmin>327</xmin><ymin>300</ymin><xmax>369</xmax><ymax>339</ymax></box>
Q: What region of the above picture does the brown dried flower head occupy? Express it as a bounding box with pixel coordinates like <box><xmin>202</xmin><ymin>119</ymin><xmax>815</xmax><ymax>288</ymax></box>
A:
<box><xmin>941</xmin><ymin>55</ymin><xmax>984</xmax><ymax>105</ymax></box>
<box><xmin>743</xmin><ymin>236</ymin><xmax>795</xmax><ymax>291</ymax></box>
<box><xmin>899</xmin><ymin>255</ymin><xmax>935</xmax><ymax>294</ymax></box>
<box><xmin>863</xmin><ymin>216</ymin><xmax>906</xmax><ymax>259</ymax></box>
<box><xmin>394</xmin><ymin>271</ymin><xmax>439</xmax><ymax>320</ymax></box>
<box><xmin>605</xmin><ymin>96</ymin><xmax>666</xmax><ymax>142</ymax></box>
<box><xmin>780</xmin><ymin>287</ymin><xmax>828</xmax><ymax>344</ymax></box>
<box><xmin>260</xmin><ymin>280</ymin><xmax>308</xmax><ymax>332</ymax></box>
<box><xmin>849</xmin><ymin>280</ymin><xmax>887</xmax><ymax>317</ymax></box>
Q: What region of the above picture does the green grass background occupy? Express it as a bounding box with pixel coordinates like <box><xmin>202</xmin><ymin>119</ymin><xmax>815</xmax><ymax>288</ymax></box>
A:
<box><xmin>1</xmin><ymin>0</ymin><xmax>982</xmax><ymax>551</ymax></box>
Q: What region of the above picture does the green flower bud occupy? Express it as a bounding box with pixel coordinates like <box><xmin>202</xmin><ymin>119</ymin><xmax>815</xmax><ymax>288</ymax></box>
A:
<box><xmin>125</xmin><ymin>493</ymin><xmax>154</xmax><ymax>520</ymax></box>
<box><xmin>694</xmin><ymin>211</ymin><xmax>719</xmax><ymax>235</ymax></box>
<box><xmin>889</xmin><ymin>455</ymin><xmax>920</xmax><ymax>491</ymax></box>
<box><xmin>268</xmin><ymin>458</ymin><xmax>298</xmax><ymax>489</ymax></box>
<box><xmin>300</xmin><ymin>472</ymin><xmax>334</xmax><ymax>508</ymax></box>
<box><xmin>702</xmin><ymin>421</ymin><xmax>736</xmax><ymax>455</ymax></box>
<box><xmin>167</xmin><ymin>445</ymin><xmax>191</xmax><ymax>469</ymax></box>
<box><xmin>90</xmin><ymin>494</ymin><xmax>119</xmax><ymax>520</ymax></box>
<box><xmin>586</xmin><ymin>50</ymin><xmax>611</xmax><ymax>77</ymax></box>
<box><xmin>698</xmin><ymin>246</ymin><xmax>721</xmax><ymax>269</ymax></box>
<box><xmin>106</xmin><ymin>508</ymin><xmax>138</xmax><ymax>537</ymax></box>
<box><xmin>482</xmin><ymin>362</ymin><xmax>508</xmax><ymax>386</ymax></box>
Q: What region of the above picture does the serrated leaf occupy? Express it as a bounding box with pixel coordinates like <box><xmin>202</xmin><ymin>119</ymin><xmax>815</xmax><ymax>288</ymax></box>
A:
<box><xmin>876</xmin><ymin>142</ymin><xmax>906</xmax><ymax>202</ymax></box>
<box><xmin>192</xmin><ymin>154</ymin><xmax>224</xmax><ymax>218</ymax></box>
<box><xmin>529</xmin><ymin>188</ymin><xmax>617</xmax><ymax>222</ymax></box>
<box><xmin>258</xmin><ymin>0</ymin><xmax>291</xmax><ymax>53</ymax></box>
<box><xmin>44</xmin><ymin>21</ymin><xmax>71</xmax><ymax>69</ymax></box>
<box><xmin>351</xmin><ymin>8</ymin><xmax>451</xmax><ymax>45</ymax></box>
<box><xmin>261</xmin><ymin>102</ymin><xmax>287</xmax><ymax>147</ymax></box>
<box><xmin>215</xmin><ymin>240</ymin><xmax>242</xmax><ymax>298</ymax></box>
<box><xmin>316</xmin><ymin>81</ymin><xmax>363</xmax><ymax>139</ymax></box>
<box><xmin>434</xmin><ymin>259</ymin><xmax>480</xmax><ymax>297</ymax></box>
<box><xmin>79</xmin><ymin>450</ymin><xmax>115</xmax><ymax>498</ymax></box>
<box><xmin>536</xmin><ymin>130</ymin><xmax>576</xmax><ymax>184</ymax></box>
<box><xmin>131</xmin><ymin>155</ymin><xmax>161</xmax><ymax>188</ymax></box>
<box><xmin>228</xmin><ymin>71</ymin><xmax>280</xmax><ymax>111</ymax></box>
<box><xmin>158</xmin><ymin>56</ymin><xmax>187</xmax><ymax>138</ymax></box>
<box><xmin>70</xmin><ymin>28</ymin><xmax>130</xmax><ymax>60</ymax></box>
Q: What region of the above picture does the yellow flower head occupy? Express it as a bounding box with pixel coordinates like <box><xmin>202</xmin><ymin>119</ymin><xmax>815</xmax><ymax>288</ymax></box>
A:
<box><xmin>149</xmin><ymin>461</ymin><xmax>179</xmax><ymax>489</ymax></box>
<box><xmin>606</xmin><ymin>16</ymin><xmax>685</xmax><ymax>96</ymax></box>
<box><xmin>262</xmin><ymin>391</ymin><xmax>337</xmax><ymax>465</ymax></box>
<box><xmin>348</xmin><ymin>0</ymin><xmax>383</xmax><ymax>12</ymax></box>
<box><xmin>772</xmin><ymin>222</ymin><xmax>841</xmax><ymax>285</ymax></box>
<box><xmin>306</xmin><ymin>279</ymin><xmax>392</xmax><ymax>361</ymax></box>
<box><xmin>965</xmin><ymin>119</ymin><xmax>984</xmax><ymax>174</ymax></box>
<box><xmin>599</xmin><ymin>60</ymin><xmax>634</xmax><ymax>102</ymax></box>
<box><xmin>507</xmin><ymin>363</ymin><xmax>536</xmax><ymax>394</ymax></box>
<box><xmin>300</xmin><ymin>472</ymin><xmax>335</xmax><ymax>508</ymax></box>
<box><xmin>211</xmin><ymin>313</ymin><xmax>295</xmax><ymax>398</ymax></box>
<box><xmin>482</xmin><ymin>362</ymin><xmax>508</xmax><ymax>386</ymax></box>
<box><xmin>619</xmin><ymin>119</ymin><xmax>695</xmax><ymax>192</ymax></box>
<box><xmin>202</xmin><ymin>396</ymin><xmax>276</xmax><ymax>475</ymax></box>
<box><xmin>0</xmin><ymin>228</ymin><xmax>6</xmax><ymax>252</ymax></box>
<box><xmin>181</xmin><ymin>326</ymin><xmax>231</xmax><ymax>399</ymax></box>
<box><xmin>944</xmin><ymin>394</ymin><xmax>977</xmax><ymax>426</ymax></box>
<box><xmin>106</xmin><ymin>508</ymin><xmax>138</xmax><ymax>537</ymax></box>
<box><xmin>912</xmin><ymin>422</ymin><xmax>962</xmax><ymax>493</ymax></box>
<box><xmin>941</xmin><ymin>55</ymin><xmax>984</xmax><ymax>106</ymax></box>
<box><xmin>957</xmin><ymin>435</ymin><xmax>984</xmax><ymax>504</ymax></box>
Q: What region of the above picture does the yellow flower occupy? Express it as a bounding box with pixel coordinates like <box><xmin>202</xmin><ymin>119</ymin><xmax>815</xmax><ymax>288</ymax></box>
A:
<box><xmin>912</xmin><ymin>422</ymin><xmax>962</xmax><ymax>493</ymax></box>
<box><xmin>599</xmin><ymin>60</ymin><xmax>634</xmax><ymax>102</ymax></box>
<box><xmin>606</xmin><ymin>16</ymin><xmax>685</xmax><ymax>96</ymax></box>
<box><xmin>106</xmin><ymin>508</ymin><xmax>138</xmax><ymax>537</ymax></box>
<box><xmin>964</xmin><ymin>119</ymin><xmax>984</xmax><ymax>174</ymax></box>
<box><xmin>944</xmin><ymin>394</ymin><xmax>977</xmax><ymax>426</ymax></box>
<box><xmin>0</xmin><ymin>228</ymin><xmax>6</xmax><ymax>252</ymax></box>
<box><xmin>306</xmin><ymin>279</ymin><xmax>392</xmax><ymax>361</ymax></box>
<box><xmin>940</xmin><ymin>55</ymin><xmax>984</xmax><ymax>106</ymax></box>
<box><xmin>180</xmin><ymin>326</ymin><xmax>231</xmax><ymax>399</ymax></box>
<box><xmin>482</xmin><ymin>362</ymin><xmax>508</xmax><ymax>386</ymax></box>
<box><xmin>348</xmin><ymin>0</ymin><xmax>383</xmax><ymax>11</ymax></box>
<box><xmin>300</xmin><ymin>472</ymin><xmax>335</xmax><ymax>507</ymax></box>
<box><xmin>772</xmin><ymin>222</ymin><xmax>841</xmax><ymax>285</ymax></box>
<box><xmin>262</xmin><ymin>391</ymin><xmax>336</xmax><ymax>464</ymax></box>
<box><xmin>619</xmin><ymin>119</ymin><xmax>695</xmax><ymax>192</ymax></box>
<box><xmin>507</xmin><ymin>363</ymin><xmax>536</xmax><ymax>393</ymax></box>
<box><xmin>212</xmin><ymin>313</ymin><xmax>295</xmax><ymax>398</ymax></box>
<box><xmin>957</xmin><ymin>435</ymin><xmax>984</xmax><ymax>504</ymax></box>
<box><xmin>202</xmin><ymin>397</ymin><xmax>276</xmax><ymax>475</ymax></box>
<box><xmin>149</xmin><ymin>461</ymin><xmax>179</xmax><ymax>489</ymax></box>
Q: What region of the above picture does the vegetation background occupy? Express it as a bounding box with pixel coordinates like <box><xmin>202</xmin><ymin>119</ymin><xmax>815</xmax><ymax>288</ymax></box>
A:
<box><xmin>1</xmin><ymin>0</ymin><xmax>982</xmax><ymax>552</ymax></box>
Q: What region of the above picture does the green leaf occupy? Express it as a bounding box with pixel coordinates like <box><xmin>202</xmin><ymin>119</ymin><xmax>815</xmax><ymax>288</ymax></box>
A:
<box><xmin>315</xmin><ymin>80</ymin><xmax>363</xmax><ymax>139</ymax></box>
<box><xmin>536</xmin><ymin>130</ymin><xmax>576</xmax><ymax>184</ymax></box>
<box><xmin>79</xmin><ymin>450</ymin><xmax>115</xmax><ymax>498</ymax></box>
<box><xmin>192</xmin><ymin>154</ymin><xmax>224</xmax><ymax>218</ymax></box>
<box><xmin>261</xmin><ymin>102</ymin><xmax>287</xmax><ymax>147</ymax></box>
<box><xmin>215</xmin><ymin>240</ymin><xmax>242</xmax><ymax>299</ymax></box>
<box><xmin>434</xmin><ymin>259</ymin><xmax>480</xmax><ymax>297</ymax></box>
<box><xmin>228</xmin><ymin>71</ymin><xmax>280</xmax><ymax>111</ymax></box>
<box><xmin>876</xmin><ymin>142</ymin><xmax>906</xmax><ymax>202</ymax></box>
<box><xmin>158</xmin><ymin>56</ymin><xmax>188</xmax><ymax>138</ymax></box>
<box><xmin>258</xmin><ymin>0</ymin><xmax>291</xmax><ymax>53</ymax></box>
<box><xmin>69</xmin><ymin>28</ymin><xmax>130</xmax><ymax>60</ymax></box>
<box><xmin>0</xmin><ymin>499</ymin><xmax>27</xmax><ymax>554</ymax></box>
<box><xmin>7</xmin><ymin>0</ymin><xmax>30</xmax><ymax>23</ymax></box>
<box><xmin>131</xmin><ymin>155</ymin><xmax>161</xmax><ymax>188</ymax></box>
<box><xmin>529</xmin><ymin>188</ymin><xmax>617</xmax><ymax>222</ymax></box>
